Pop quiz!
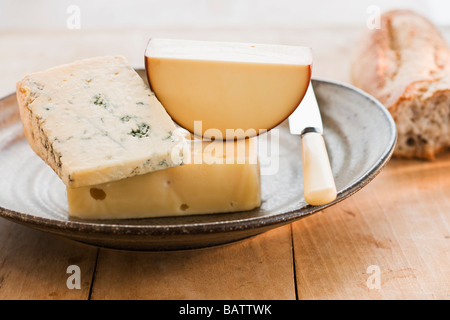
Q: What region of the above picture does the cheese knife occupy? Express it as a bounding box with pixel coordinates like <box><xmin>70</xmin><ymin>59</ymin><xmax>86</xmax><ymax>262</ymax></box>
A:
<box><xmin>288</xmin><ymin>82</ymin><xmax>337</xmax><ymax>206</ymax></box>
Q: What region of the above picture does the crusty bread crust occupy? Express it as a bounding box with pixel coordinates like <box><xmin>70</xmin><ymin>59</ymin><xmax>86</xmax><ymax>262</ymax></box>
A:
<box><xmin>351</xmin><ymin>10</ymin><xmax>450</xmax><ymax>160</ymax></box>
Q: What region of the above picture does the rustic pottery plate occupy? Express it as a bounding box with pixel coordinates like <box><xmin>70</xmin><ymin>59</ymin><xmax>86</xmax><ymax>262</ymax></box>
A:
<box><xmin>0</xmin><ymin>76</ymin><xmax>396</xmax><ymax>251</ymax></box>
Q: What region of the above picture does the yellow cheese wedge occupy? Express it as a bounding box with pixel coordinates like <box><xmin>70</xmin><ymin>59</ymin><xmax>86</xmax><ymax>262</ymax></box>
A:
<box><xmin>145</xmin><ymin>38</ymin><xmax>312</xmax><ymax>140</ymax></box>
<box><xmin>67</xmin><ymin>138</ymin><xmax>261</xmax><ymax>219</ymax></box>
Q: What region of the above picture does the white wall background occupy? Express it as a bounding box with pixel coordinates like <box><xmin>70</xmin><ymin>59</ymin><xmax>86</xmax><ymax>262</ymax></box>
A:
<box><xmin>1</xmin><ymin>0</ymin><xmax>449</xmax><ymax>97</ymax></box>
<box><xmin>1</xmin><ymin>0</ymin><xmax>449</xmax><ymax>31</ymax></box>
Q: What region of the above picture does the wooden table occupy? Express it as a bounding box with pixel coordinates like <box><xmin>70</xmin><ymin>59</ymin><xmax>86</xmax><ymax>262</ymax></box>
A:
<box><xmin>0</xmin><ymin>27</ymin><xmax>449</xmax><ymax>300</ymax></box>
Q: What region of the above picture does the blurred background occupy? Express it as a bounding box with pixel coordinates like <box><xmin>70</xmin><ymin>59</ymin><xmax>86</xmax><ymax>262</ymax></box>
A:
<box><xmin>1</xmin><ymin>0</ymin><xmax>449</xmax><ymax>96</ymax></box>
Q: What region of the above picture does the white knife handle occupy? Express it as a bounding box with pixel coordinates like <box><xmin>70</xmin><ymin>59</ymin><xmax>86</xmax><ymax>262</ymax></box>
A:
<box><xmin>301</xmin><ymin>130</ymin><xmax>337</xmax><ymax>206</ymax></box>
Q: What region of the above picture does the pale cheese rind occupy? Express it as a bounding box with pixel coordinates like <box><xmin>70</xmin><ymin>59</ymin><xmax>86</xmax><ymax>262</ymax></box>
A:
<box><xmin>16</xmin><ymin>56</ymin><xmax>186</xmax><ymax>188</ymax></box>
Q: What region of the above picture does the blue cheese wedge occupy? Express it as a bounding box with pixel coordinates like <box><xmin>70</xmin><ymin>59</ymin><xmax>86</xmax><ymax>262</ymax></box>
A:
<box><xmin>16</xmin><ymin>56</ymin><xmax>186</xmax><ymax>188</ymax></box>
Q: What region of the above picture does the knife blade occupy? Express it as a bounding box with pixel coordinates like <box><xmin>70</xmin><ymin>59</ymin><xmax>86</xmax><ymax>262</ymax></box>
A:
<box><xmin>288</xmin><ymin>82</ymin><xmax>337</xmax><ymax>206</ymax></box>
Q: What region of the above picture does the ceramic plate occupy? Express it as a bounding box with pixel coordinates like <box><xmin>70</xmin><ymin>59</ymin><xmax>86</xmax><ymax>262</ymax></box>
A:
<box><xmin>0</xmin><ymin>76</ymin><xmax>396</xmax><ymax>251</ymax></box>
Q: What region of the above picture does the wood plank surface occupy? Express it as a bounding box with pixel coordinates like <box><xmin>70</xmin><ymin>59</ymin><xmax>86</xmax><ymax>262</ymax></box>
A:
<box><xmin>0</xmin><ymin>219</ymin><xmax>98</xmax><ymax>300</ymax></box>
<box><xmin>0</xmin><ymin>26</ymin><xmax>449</xmax><ymax>300</ymax></box>
<box><xmin>90</xmin><ymin>225</ymin><xmax>295</xmax><ymax>300</ymax></box>
<box><xmin>293</xmin><ymin>156</ymin><xmax>450</xmax><ymax>300</ymax></box>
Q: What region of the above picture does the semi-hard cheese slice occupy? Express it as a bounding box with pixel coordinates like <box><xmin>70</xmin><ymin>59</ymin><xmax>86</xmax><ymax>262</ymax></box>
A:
<box><xmin>146</xmin><ymin>38</ymin><xmax>312</xmax><ymax>140</ymax></box>
<box><xmin>67</xmin><ymin>138</ymin><xmax>261</xmax><ymax>219</ymax></box>
<box><xmin>16</xmin><ymin>56</ymin><xmax>186</xmax><ymax>188</ymax></box>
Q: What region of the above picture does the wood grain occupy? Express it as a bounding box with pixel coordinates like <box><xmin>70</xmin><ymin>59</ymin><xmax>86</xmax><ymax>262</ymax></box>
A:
<box><xmin>0</xmin><ymin>219</ymin><xmax>98</xmax><ymax>300</ymax></box>
<box><xmin>1</xmin><ymin>27</ymin><xmax>450</xmax><ymax>300</ymax></box>
<box><xmin>292</xmin><ymin>156</ymin><xmax>450</xmax><ymax>300</ymax></box>
<box><xmin>90</xmin><ymin>225</ymin><xmax>295</xmax><ymax>300</ymax></box>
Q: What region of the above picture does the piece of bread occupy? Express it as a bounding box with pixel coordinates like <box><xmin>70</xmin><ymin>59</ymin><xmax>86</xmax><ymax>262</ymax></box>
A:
<box><xmin>351</xmin><ymin>9</ymin><xmax>450</xmax><ymax>160</ymax></box>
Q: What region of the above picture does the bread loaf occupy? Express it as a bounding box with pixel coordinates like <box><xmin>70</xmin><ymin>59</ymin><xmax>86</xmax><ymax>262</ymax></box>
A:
<box><xmin>351</xmin><ymin>10</ymin><xmax>450</xmax><ymax>160</ymax></box>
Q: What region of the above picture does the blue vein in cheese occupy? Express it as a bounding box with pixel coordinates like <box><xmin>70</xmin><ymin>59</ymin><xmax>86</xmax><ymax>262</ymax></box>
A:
<box><xmin>16</xmin><ymin>55</ymin><xmax>186</xmax><ymax>188</ymax></box>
